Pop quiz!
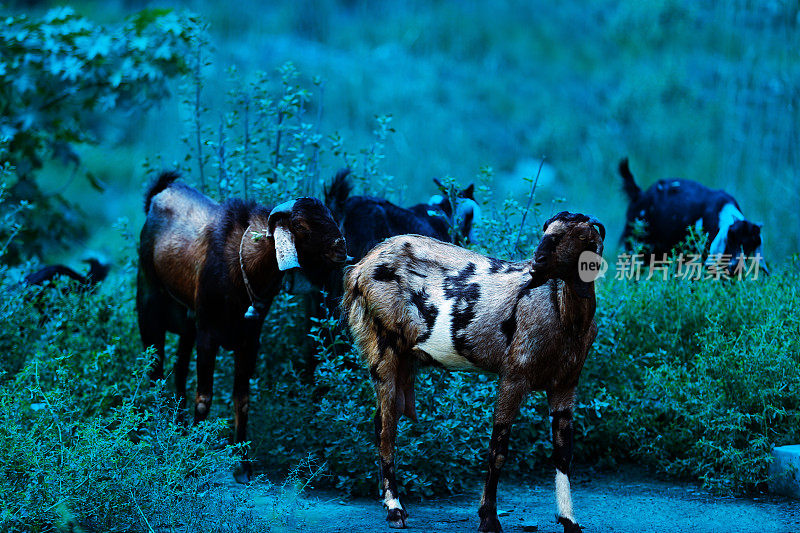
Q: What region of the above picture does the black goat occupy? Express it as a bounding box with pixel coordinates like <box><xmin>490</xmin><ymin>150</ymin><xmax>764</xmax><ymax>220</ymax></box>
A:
<box><xmin>25</xmin><ymin>258</ymin><xmax>110</xmax><ymax>287</ymax></box>
<box><xmin>324</xmin><ymin>169</ymin><xmax>481</xmax><ymax>261</ymax></box>
<box><xmin>619</xmin><ymin>157</ymin><xmax>768</xmax><ymax>275</ymax></box>
<box><xmin>296</xmin><ymin>170</ymin><xmax>482</xmax><ymax>377</ymax></box>
<box><xmin>136</xmin><ymin>171</ymin><xmax>346</xmax><ymax>481</ymax></box>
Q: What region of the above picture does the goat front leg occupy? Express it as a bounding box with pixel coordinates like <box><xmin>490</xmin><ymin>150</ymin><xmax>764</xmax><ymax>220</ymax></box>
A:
<box><xmin>232</xmin><ymin>339</ymin><xmax>258</xmax><ymax>483</ymax></box>
<box><xmin>478</xmin><ymin>377</ymin><xmax>528</xmax><ymax>533</ymax></box>
<box><xmin>548</xmin><ymin>387</ymin><xmax>581</xmax><ymax>533</ymax></box>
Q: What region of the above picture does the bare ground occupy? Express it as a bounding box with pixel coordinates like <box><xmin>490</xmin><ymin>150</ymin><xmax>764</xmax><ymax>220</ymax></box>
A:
<box><xmin>253</xmin><ymin>469</ymin><xmax>800</xmax><ymax>533</ymax></box>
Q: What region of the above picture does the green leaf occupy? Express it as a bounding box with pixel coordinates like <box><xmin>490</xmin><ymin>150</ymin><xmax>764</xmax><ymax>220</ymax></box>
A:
<box><xmin>128</xmin><ymin>8</ymin><xmax>175</xmax><ymax>33</ymax></box>
<box><xmin>87</xmin><ymin>34</ymin><xmax>112</xmax><ymax>59</ymax></box>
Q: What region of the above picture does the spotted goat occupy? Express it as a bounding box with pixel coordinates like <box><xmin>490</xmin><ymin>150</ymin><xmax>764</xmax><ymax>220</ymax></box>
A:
<box><xmin>343</xmin><ymin>211</ymin><xmax>605</xmax><ymax>533</ymax></box>
<box><xmin>137</xmin><ymin>171</ymin><xmax>346</xmax><ymax>481</ymax></box>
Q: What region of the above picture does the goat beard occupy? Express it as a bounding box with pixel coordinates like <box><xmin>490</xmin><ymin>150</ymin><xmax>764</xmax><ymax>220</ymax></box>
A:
<box><xmin>569</xmin><ymin>277</ymin><xmax>595</xmax><ymax>299</ymax></box>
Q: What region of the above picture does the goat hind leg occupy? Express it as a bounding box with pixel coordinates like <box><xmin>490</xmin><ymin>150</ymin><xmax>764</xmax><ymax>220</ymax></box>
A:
<box><xmin>374</xmin><ymin>376</ymin><xmax>407</xmax><ymax>528</ymax></box>
<box><xmin>174</xmin><ymin>320</ymin><xmax>196</xmax><ymax>426</ymax></box>
<box><xmin>548</xmin><ymin>387</ymin><xmax>581</xmax><ymax>533</ymax></box>
<box><xmin>138</xmin><ymin>308</ymin><xmax>166</xmax><ymax>381</ymax></box>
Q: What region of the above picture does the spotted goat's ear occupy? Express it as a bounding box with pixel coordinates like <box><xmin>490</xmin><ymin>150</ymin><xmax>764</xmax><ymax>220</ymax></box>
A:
<box><xmin>268</xmin><ymin>200</ymin><xmax>301</xmax><ymax>271</ymax></box>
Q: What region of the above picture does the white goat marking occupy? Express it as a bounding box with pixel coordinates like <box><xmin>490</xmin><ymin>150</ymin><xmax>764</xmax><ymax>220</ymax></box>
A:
<box><xmin>384</xmin><ymin>497</ymin><xmax>403</xmax><ymax>511</ymax></box>
<box><xmin>555</xmin><ymin>471</ymin><xmax>575</xmax><ymax>521</ymax></box>
<box><xmin>415</xmin><ymin>292</ymin><xmax>479</xmax><ymax>371</ymax></box>
<box><xmin>707</xmin><ymin>203</ymin><xmax>744</xmax><ymax>258</ymax></box>
<box><xmin>428</xmin><ymin>194</ymin><xmax>445</xmax><ymax>206</ymax></box>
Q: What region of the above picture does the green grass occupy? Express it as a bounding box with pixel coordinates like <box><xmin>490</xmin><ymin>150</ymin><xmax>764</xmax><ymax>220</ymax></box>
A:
<box><xmin>2</xmin><ymin>3</ymin><xmax>799</xmax><ymax>526</ymax></box>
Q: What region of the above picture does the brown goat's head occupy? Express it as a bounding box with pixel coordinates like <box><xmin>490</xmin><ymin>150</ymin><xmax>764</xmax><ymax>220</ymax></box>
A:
<box><xmin>268</xmin><ymin>197</ymin><xmax>347</xmax><ymax>285</ymax></box>
<box><xmin>529</xmin><ymin>211</ymin><xmax>606</xmax><ymax>298</ymax></box>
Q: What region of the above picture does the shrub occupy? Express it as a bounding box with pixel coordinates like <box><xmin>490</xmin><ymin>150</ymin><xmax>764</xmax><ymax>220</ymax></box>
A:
<box><xmin>0</xmin><ymin>7</ymin><xmax>198</xmax><ymax>263</ymax></box>
<box><xmin>0</xmin><ymin>266</ymin><xmax>311</xmax><ymax>532</ymax></box>
<box><xmin>583</xmin><ymin>265</ymin><xmax>800</xmax><ymax>493</ymax></box>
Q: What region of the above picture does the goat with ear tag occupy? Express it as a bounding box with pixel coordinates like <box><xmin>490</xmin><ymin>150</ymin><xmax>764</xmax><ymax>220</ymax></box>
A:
<box><xmin>137</xmin><ymin>171</ymin><xmax>346</xmax><ymax>483</ymax></box>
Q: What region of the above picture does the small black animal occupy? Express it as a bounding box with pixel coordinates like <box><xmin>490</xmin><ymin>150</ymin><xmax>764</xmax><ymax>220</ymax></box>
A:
<box><xmin>25</xmin><ymin>258</ymin><xmax>110</xmax><ymax>287</ymax></box>
<box><xmin>619</xmin><ymin>157</ymin><xmax>767</xmax><ymax>274</ymax></box>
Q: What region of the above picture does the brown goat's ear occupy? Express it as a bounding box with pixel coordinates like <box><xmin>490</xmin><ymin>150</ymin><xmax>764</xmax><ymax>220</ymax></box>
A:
<box><xmin>268</xmin><ymin>200</ymin><xmax>301</xmax><ymax>271</ymax></box>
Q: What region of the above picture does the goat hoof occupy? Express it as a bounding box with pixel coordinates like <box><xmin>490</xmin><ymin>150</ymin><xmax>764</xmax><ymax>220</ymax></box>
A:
<box><xmin>386</xmin><ymin>508</ymin><xmax>408</xmax><ymax>529</ymax></box>
<box><xmin>233</xmin><ymin>460</ymin><xmax>253</xmax><ymax>484</ymax></box>
<box><xmin>557</xmin><ymin>516</ymin><xmax>582</xmax><ymax>533</ymax></box>
<box><xmin>478</xmin><ymin>515</ymin><xmax>502</xmax><ymax>532</ymax></box>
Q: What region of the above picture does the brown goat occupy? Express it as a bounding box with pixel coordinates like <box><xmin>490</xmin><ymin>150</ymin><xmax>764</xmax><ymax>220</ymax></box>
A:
<box><xmin>137</xmin><ymin>171</ymin><xmax>346</xmax><ymax>481</ymax></box>
<box><xmin>343</xmin><ymin>211</ymin><xmax>605</xmax><ymax>533</ymax></box>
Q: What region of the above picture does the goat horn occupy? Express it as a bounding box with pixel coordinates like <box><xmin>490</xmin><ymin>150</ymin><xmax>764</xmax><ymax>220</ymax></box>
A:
<box><xmin>587</xmin><ymin>215</ymin><xmax>606</xmax><ymax>241</ymax></box>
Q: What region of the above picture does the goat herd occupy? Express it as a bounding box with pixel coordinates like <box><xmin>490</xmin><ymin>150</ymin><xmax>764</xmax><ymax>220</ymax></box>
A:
<box><xmin>26</xmin><ymin>158</ymin><xmax>767</xmax><ymax>533</ymax></box>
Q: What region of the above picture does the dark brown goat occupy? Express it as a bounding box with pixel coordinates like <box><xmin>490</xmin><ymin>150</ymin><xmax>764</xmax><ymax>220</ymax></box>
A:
<box><xmin>137</xmin><ymin>171</ymin><xmax>346</xmax><ymax>481</ymax></box>
<box><xmin>343</xmin><ymin>211</ymin><xmax>605</xmax><ymax>533</ymax></box>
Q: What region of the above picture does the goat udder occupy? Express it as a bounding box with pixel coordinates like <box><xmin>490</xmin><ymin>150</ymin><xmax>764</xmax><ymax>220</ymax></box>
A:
<box><xmin>394</xmin><ymin>383</ymin><xmax>417</xmax><ymax>423</ymax></box>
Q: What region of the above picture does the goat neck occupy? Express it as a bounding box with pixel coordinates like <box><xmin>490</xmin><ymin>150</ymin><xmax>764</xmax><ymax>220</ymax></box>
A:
<box><xmin>552</xmin><ymin>278</ymin><xmax>596</xmax><ymax>332</ymax></box>
<box><xmin>231</xmin><ymin>215</ymin><xmax>283</xmax><ymax>304</ymax></box>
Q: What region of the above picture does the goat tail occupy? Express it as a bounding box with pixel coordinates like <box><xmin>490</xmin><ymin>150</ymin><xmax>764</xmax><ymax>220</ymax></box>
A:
<box><xmin>342</xmin><ymin>263</ymin><xmax>373</xmax><ymax>351</ymax></box>
<box><xmin>324</xmin><ymin>168</ymin><xmax>353</xmax><ymax>221</ymax></box>
<box><xmin>341</xmin><ymin>264</ymin><xmax>361</xmax><ymax>328</ymax></box>
<box><xmin>144</xmin><ymin>170</ymin><xmax>181</xmax><ymax>213</ymax></box>
<box><xmin>618</xmin><ymin>157</ymin><xmax>641</xmax><ymax>203</ymax></box>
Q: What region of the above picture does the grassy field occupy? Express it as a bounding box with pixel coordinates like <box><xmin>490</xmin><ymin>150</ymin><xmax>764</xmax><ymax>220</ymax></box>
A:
<box><xmin>2</xmin><ymin>2</ymin><xmax>799</xmax><ymax>529</ymax></box>
<box><xmin>22</xmin><ymin>0</ymin><xmax>800</xmax><ymax>267</ymax></box>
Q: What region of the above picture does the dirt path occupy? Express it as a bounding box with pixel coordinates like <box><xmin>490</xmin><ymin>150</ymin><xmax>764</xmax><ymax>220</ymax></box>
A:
<box><xmin>285</xmin><ymin>471</ymin><xmax>799</xmax><ymax>533</ymax></box>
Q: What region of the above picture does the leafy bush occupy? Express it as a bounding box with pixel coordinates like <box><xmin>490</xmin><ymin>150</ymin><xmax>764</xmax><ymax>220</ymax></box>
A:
<box><xmin>584</xmin><ymin>267</ymin><xmax>800</xmax><ymax>493</ymax></box>
<box><xmin>0</xmin><ymin>263</ymin><xmax>312</xmax><ymax>532</ymax></box>
<box><xmin>0</xmin><ymin>7</ymin><xmax>198</xmax><ymax>263</ymax></box>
